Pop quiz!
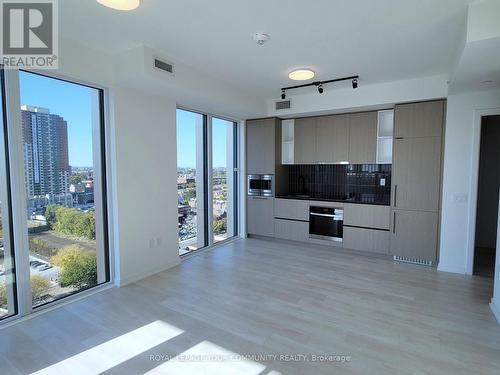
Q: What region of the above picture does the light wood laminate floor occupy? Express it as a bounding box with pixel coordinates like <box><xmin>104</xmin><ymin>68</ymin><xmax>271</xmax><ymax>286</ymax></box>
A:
<box><xmin>1</xmin><ymin>238</ymin><xmax>499</xmax><ymax>375</ymax></box>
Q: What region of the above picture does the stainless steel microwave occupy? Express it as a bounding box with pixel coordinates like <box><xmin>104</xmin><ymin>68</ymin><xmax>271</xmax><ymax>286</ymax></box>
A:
<box><xmin>247</xmin><ymin>174</ymin><xmax>274</xmax><ymax>197</ymax></box>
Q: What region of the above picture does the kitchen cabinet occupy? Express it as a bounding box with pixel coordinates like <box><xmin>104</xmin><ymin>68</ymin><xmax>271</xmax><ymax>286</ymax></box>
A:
<box><xmin>247</xmin><ymin>118</ymin><xmax>275</xmax><ymax>174</ymax></box>
<box><xmin>344</xmin><ymin>227</ymin><xmax>390</xmax><ymax>254</ymax></box>
<box><xmin>316</xmin><ymin>114</ymin><xmax>349</xmax><ymax>163</ymax></box>
<box><xmin>392</xmin><ymin>136</ymin><xmax>442</xmax><ymax>212</ymax></box>
<box><xmin>274</xmin><ymin>219</ymin><xmax>309</xmax><ymax>242</ymax></box>
<box><xmin>274</xmin><ymin>198</ymin><xmax>309</xmax><ymax>221</ymax></box>
<box><xmin>343</xmin><ymin>204</ymin><xmax>390</xmax><ymax>230</ymax></box>
<box><xmin>390</xmin><ymin>209</ymin><xmax>438</xmax><ymax>262</ymax></box>
<box><xmin>394</xmin><ymin>101</ymin><xmax>444</xmax><ymax>138</ymax></box>
<box><xmin>294</xmin><ymin>117</ymin><xmax>317</xmax><ymax>164</ymax></box>
<box><xmin>348</xmin><ymin>112</ymin><xmax>378</xmax><ymax>164</ymax></box>
<box><xmin>390</xmin><ymin>99</ymin><xmax>444</xmax><ymax>264</ymax></box>
<box><xmin>247</xmin><ymin>196</ymin><xmax>274</xmax><ymax>237</ymax></box>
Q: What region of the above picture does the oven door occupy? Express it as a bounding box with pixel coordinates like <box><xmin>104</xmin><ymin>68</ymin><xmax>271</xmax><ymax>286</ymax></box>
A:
<box><xmin>309</xmin><ymin>207</ymin><xmax>343</xmax><ymax>242</ymax></box>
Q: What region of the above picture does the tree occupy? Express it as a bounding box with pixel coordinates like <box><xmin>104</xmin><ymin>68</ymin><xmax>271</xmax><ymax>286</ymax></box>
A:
<box><xmin>45</xmin><ymin>205</ymin><xmax>96</xmax><ymax>240</ymax></box>
<box><xmin>31</xmin><ymin>275</ymin><xmax>50</xmax><ymax>300</ymax></box>
<box><xmin>69</xmin><ymin>172</ymin><xmax>87</xmax><ymax>185</ymax></box>
<box><xmin>51</xmin><ymin>245</ymin><xmax>97</xmax><ymax>289</ymax></box>
<box><xmin>0</xmin><ymin>284</ymin><xmax>6</xmax><ymax>307</ymax></box>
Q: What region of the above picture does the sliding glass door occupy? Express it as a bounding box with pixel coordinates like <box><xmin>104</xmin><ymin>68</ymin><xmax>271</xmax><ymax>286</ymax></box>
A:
<box><xmin>0</xmin><ymin>68</ymin><xmax>110</xmax><ymax>321</ymax></box>
<box><xmin>176</xmin><ymin>109</ymin><xmax>238</xmax><ymax>255</ymax></box>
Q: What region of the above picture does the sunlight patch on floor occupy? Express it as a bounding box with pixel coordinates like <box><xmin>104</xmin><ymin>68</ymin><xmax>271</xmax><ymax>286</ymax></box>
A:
<box><xmin>31</xmin><ymin>320</ymin><xmax>184</xmax><ymax>375</ymax></box>
<box><xmin>145</xmin><ymin>340</ymin><xmax>267</xmax><ymax>375</ymax></box>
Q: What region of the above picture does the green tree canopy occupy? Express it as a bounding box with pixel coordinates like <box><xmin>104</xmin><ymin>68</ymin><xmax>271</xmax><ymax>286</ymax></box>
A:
<box><xmin>51</xmin><ymin>245</ymin><xmax>97</xmax><ymax>289</ymax></box>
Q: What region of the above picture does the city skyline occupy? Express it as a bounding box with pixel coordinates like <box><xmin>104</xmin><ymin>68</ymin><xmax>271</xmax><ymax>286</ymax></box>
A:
<box><xmin>20</xmin><ymin>72</ymin><xmax>94</xmax><ymax>168</ymax></box>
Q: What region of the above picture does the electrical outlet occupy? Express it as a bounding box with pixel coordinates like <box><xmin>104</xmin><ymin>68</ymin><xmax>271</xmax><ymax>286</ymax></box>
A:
<box><xmin>156</xmin><ymin>238</ymin><xmax>162</xmax><ymax>247</ymax></box>
<box><xmin>380</xmin><ymin>178</ymin><xmax>386</xmax><ymax>187</ymax></box>
<box><xmin>148</xmin><ymin>239</ymin><xmax>155</xmax><ymax>249</ymax></box>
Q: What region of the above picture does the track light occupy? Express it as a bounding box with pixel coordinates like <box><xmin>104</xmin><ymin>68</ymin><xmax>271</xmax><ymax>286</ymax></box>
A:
<box><xmin>280</xmin><ymin>75</ymin><xmax>359</xmax><ymax>98</ymax></box>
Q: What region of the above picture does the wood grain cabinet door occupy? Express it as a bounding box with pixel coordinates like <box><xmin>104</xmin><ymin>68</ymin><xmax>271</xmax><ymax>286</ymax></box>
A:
<box><xmin>316</xmin><ymin>115</ymin><xmax>349</xmax><ymax>163</ymax></box>
<box><xmin>246</xmin><ymin>119</ymin><xmax>275</xmax><ymax>174</ymax></box>
<box><xmin>247</xmin><ymin>197</ymin><xmax>275</xmax><ymax>237</ymax></box>
<box><xmin>392</xmin><ymin>137</ymin><xmax>442</xmax><ymax>212</ymax></box>
<box><xmin>394</xmin><ymin>101</ymin><xmax>444</xmax><ymax>138</ymax></box>
<box><xmin>390</xmin><ymin>209</ymin><xmax>438</xmax><ymax>262</ymax></box>
<box><xmin>348</xmin><ymin>111</ymin><xmax>377</xmax><ymax>164</ymax></box>
<box><xmin>294</xmin><ymin>117</ymin><xmax>317</xmax><ymax>164</ymax></box>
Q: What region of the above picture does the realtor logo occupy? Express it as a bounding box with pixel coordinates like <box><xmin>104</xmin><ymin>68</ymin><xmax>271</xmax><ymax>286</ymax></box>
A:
<box><xmin>1</xmin><ymin>0</ymin><xmax>58</xmax><ymax>69</ymax></box>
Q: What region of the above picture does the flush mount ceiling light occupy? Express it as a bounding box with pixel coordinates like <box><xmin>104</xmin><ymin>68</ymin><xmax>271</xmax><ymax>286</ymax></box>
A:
<box><xmin>96</xmin><ymin>0</ymin><xmax>140</xmax><ymax>10</ymax></box>
<box><xmin>288</xmin><ymin>69</ymin><xmax>315</xmax><ymax>81</ymax></box>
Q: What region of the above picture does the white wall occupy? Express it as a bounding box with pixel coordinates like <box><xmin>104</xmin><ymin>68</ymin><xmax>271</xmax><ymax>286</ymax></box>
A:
<box><xmin>110</xmin><ymin>87</ymin><xmax>180</xmax><ymax>285</ymax></box>
<box><xmin>439</xmin><ymin>89</ymin><xmax>500</xmax><ymax>274</ymax></box>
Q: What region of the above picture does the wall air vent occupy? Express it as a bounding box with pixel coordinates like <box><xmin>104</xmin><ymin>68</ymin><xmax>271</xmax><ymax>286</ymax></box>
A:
<box><xmin>393</xmin><ymin>256</ymin><xmax>433</xmax><ymax>267</ymax></box>
<box><xmin>154</xmin><ymin>58</ymin><xmax>174</xmax><ymax>74</ymax></box>
<box><xmin>275</xmin><ymin>100</ymin><xmax>291</xmax><ymax>110</ymax></box>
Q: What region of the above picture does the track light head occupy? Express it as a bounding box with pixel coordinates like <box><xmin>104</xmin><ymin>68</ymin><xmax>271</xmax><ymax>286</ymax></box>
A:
<box><xmin>281</xmin><ymin>90</ymin><xmax>286</xmax><ymax>100</ymax></box>
<box><xmin>318</xmin><ymin>84</ymin><xmax>324</xmax><ymax>94</ymax></box>
<box><xmin>352</xmin><ymin>79</ymin><xmax>358</xmax><ymax>89</ymax></box>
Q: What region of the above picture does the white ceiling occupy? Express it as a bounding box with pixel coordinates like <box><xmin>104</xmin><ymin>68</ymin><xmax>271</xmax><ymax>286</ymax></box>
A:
<box><xmin>60</xmin><ymin>0</ymin><xmax>472</xmax><ymax>99</ymax></box>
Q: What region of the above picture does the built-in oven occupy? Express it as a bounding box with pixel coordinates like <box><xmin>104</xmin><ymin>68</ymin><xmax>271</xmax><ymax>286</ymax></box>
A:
<box><xmin>309</xmin><ymin>206</ymin><xmax>344</xmax><ymax>242</ymax></box>
<box><xmin>247</xmin><ymin>174</ymin><xmax>274</xmax><ymax>197</ymax></box>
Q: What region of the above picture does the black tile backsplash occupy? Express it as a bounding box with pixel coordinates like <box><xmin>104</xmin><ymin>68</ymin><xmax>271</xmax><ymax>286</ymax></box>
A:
<box><xmin>283</xmin><ymin>164</ymin><xmax>391</xmax><ymax>205</ymax></box>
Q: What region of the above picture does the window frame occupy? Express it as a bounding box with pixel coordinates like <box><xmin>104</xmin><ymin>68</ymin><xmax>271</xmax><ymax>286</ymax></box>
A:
<box><xmin>0</xmin><ymin>68</ymin><xmax>113</xmax><ymax>323</ymax></box>
<box><xmin>176</xmin><ymin>107</ymin><xmax>239</xmax><ymax>255</ymax></box>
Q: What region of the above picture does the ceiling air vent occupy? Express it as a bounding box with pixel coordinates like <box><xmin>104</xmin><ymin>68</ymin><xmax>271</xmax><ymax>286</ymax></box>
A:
<box><xmin>275</xmin><ymin>99</ymin><xmax>291</xmax><ymax>110</ymax></box>
<box><xmin>154</xmin><ymin>58</ymin><xmax>174</xmax><ymax>74</ymax></box>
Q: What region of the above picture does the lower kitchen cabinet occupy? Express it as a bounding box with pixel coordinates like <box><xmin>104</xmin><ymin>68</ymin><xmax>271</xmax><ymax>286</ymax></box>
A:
<box><xmin>247</xmin><ymin>196</ymin><xmax>275</xmax><ymax>237</ymax></box>
<box><xmin>343</xmin><ymin>226</ymin><xmax>390</xmax><ymax>254</ymax></box>
<box><xmin>274</xmin><ymin>198</ymin><xmax>309</xmax><ymax>221</ymax></box>
<box><xmin>343</xmin><ymin>204</ymin><xmax>390</xmax><ymax>230</ymax></box>
<box><xmin>274</xmin><ymin>219</ymin><xmax>309</xmax><ymax>242</ymax></box>
<box><xmin>390</xmin><ymin>209</ymin><xmax>438</xmax><ymax>262</ymax></box>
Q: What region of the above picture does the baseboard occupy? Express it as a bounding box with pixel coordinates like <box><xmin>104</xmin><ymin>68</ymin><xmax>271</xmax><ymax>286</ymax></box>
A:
<box><xmin>437</xmin><ymin>262</ymin><xmax>467</xmax><ymax>274</ymax></box>
<box><xmin>490</xmin><ymin>298</ymin><xmax>500</xmax><ymax>325</ymax></box>
<box><xmin>116</xmin><ymin>259</ymin><xmax>181</xmax><ymax>287</ymax></box>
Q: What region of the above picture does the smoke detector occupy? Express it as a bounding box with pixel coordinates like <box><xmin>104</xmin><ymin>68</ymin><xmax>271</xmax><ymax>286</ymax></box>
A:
<box><xmin>253</xmin><ymin>33</ymin><xmax>270</xmax><ymax>46</ymax></box>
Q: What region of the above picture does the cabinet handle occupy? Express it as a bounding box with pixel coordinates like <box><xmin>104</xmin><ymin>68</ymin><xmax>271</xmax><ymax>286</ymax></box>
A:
<box><xmin>394</xmin><ymin>185</ymin><xmax>397</xmax><ymax>207</ymax></box>
<box><xmin>393</xmin><ymin>212</ymin><xmax>396</xmax><ymax>234</ymax></box>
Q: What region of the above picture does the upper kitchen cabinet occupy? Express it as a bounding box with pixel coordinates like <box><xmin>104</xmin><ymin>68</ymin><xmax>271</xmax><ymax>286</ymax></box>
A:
<box><xmin>247</xmin><ymin>118</ymin><xmax>276</xmax><ymax>174</ymax></box>
<box><xmin>294</xmin><ymin>117</ymin><xmax>317</xmax><ymax>164</ymax></box>
<box><xmin>348</xmin><ymin>112</ymin><xmax>378</xmax><ymax>164</ymax></box>
<box><xmin>394</xmin><ymin>100</ymin><xmax>444</xmax><ymax>138</ymax></box>
<box><xmin>316</xmin><ymin>114</ymin><xmax>350</xmax><ymax>163</ymax></box>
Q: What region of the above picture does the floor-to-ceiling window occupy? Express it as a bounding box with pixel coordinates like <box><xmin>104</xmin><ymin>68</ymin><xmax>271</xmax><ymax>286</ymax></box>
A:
<box><xmin>0</xmin><ymin>68</ymin><xmax>110</xmax><ymax>321</ymax></box>
<box><xmin>176</xmin><ymin>109</ymin><xmax>238</xmax><ymax>255</ymax></box>
<box><xmin>0</xmin><ymin>69</ymin><xmax>17</xmax><ymax>320</ymax></box>
<box><xmin>211</xmin><ymin>117</ymin><xmax>237</xmax><ymax>243</ymax></box>
<box><xmin>176</xmin><ymin>109</ymin><xmax>206</xmax><ymax>255</ymax></box>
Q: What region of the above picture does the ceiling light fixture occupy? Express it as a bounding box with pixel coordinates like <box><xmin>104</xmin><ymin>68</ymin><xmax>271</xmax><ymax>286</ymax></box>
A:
<box><xmin>96</xmin><ymin>0</ymin><xmax>140</xmax><ymax>10</ymax></box>
<box><xmin>280</xmin><ymin>75</ymin><xmax>359</xmax><ymax>98</ymax></box>
<box><xmin>288</xmin><ymin>69</ymin><xmax>315</xmax><ymax>81</ymax></box>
